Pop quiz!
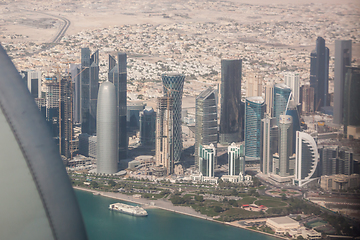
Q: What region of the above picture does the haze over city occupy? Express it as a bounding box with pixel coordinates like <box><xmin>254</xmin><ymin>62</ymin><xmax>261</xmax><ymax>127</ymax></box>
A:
<box><xmin>0</xmin><ymin>0</ymin><xmax>359</xmax><ymax>240</ymax></box>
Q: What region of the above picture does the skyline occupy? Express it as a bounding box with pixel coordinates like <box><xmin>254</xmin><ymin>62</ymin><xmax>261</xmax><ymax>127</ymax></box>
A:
<box><xmin>0</xmin><ymin>0</ymin><xmax>360</xmax><ymax>239</ymax></box>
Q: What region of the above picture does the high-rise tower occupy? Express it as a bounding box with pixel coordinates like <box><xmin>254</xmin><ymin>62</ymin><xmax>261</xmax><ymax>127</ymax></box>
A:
<box><xmin>108</xmin><ymin>52</ymin><xmax>128</xmax><ymax>160</ymax></box>
<box><xmin>162</xmin><ymin>73</ymin><xmax>185</xmax><ymax>163</ymax></box>
<box><xmin>277</xmin><ymin>115</ymin><xmax>293</xmax><ymax>177</ymax></box>
<box><xmin>140</xmin><ymin>107</ymin><xmax>156</xmax><ymax>147</ymax></box>
<box><xmin>310</xmin><ymin>37</ymin><xmax>330</xmax><ymax>109</ymax></box>
<box><xmin>245</xmin><ymin>96</ymin><xmax>265</xmax><ymax>159</ymax></box>
<box><xmin>333</xmin><ymin>40</ymin><xmax>352</xmax><ymax>124</ymax></box>
<box><xmin>59</xmin><ymin>77</ymin><xmax>73</xmax><ymax>159</ymax></box>
<box><xmin>274</xmin><ymin>83</ymin><xmax>291</xmax><ymax>124</ymax></box>
<box><xmin>343</xmin><ymin>66</ymin><xmax>360</xmax><ymax>134</ymax></box>
<box><xmin>260</xmin><ymin>116</ymin><xmax>278</xmax><ymax>175</ymax></box>
<box><xmin>97</xmin><ymin>81</ymin><xmax>118</xmax><ymax>174</ymax></box>
<box><xmin>284</xmin><ymin>72</ymin><xmax>300</xmax><ymax>105</ymax></box>
<box><xmin>294</xmin><ymin>131</ymin><xmax>319</xmax><ymax>187</ymax></box>
<box><xmin>155</xmin><ymin>97</ymin><xmax>174</xmax><ymax>175</ymax></box>
<box><xmin>195</xmin><ymin>87</ymin><xmax>218</xmax><ymax>167</ymax></box>
<box><xmin>265</xmin><ymin>82</ymin><xmax>274</xmax><ymax>117</ymax></box>
<box><xmin>80</xmin><ymin>48</ymin><xmax>99</xmax><ymax>135</ymax></box>
<box><xmin>199</xmin><ymin>143</ymin><xmax>216</xmax><ymax>178</ymax></box>
<box><xmin>21</xmin><ymin>70</ymin><xmax>42</xmax><ymax>99</ymax></box>
<box><xmin>228</xmin><ymin>143</ymin><xmax>245</xmax><ymax>176</ymax></box>
<box><xmin>219</xmin><ymin>59</ymin><xmax>242</xmax><ymax>144</ymax></box>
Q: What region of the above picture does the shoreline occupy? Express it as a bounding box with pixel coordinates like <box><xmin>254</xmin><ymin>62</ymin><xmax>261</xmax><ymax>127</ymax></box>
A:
<box><xmin>73</xmin><ymin>186</ymin><xmax>286</xmax><ymax>240</ymax></box>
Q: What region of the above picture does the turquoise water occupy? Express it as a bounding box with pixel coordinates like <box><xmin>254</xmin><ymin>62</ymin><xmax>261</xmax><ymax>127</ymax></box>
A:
<box><xmin>75</xmin><ymin>189</ymin><xmax>277</xmax><ymax>240</ymax></box>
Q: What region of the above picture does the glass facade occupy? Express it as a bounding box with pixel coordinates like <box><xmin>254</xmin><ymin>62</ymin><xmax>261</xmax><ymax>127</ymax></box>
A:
<box><xmin>343</xmin><ymin>66</ymin><xmax>360</xmax><ymax>134</ymax></box>
<box><xmin>245</xmin><ymin>96</ymin><xmax>265</xmax><ymax>158</ymax></box>
<box><xmin>278</xmin><ymin>115</ymin><xmax>293</xmax><ymax>177</ymax></box>
<box><xmin>80</xmin><ymin>48</ymin><xmax>99</xmax><ymax>135</ymax></box>
<box><xmin>108</xmin><ymin>52</ymin><xmax>128</xmax><ymax>160</ymax></box>
<box><xmin>228</xmin><ymin>143</ymin><xmax>245</xmax><ymax>176</ymax></box>
<box><xmin>162</xmin><ymin>73</ymin><xmax>185</xmax><ymax>163</ymax></box>
<box><xmin>195</xmin><ymin>87</ymin><xmax>218</xmax><ymax>167</ymax></box>
<box><xmin>333</xmin><ymin>40</ymin><xmax>352</xmax><ymax>124</ymax></box>
<box><xmin>199</xmin><ymin>144</ymin><xmax>216</xmax><ymax>177</ymax></box>
<box><xmin>140</xmin><ymin>107</ymin><xmax>156</xmax><ymax>146</ymax></box>
<box><xmin>219</xmin><ymin>59</ymin><xmax>242</xmax><ymax>144</ymax></box>
<box><xmin>274</xmin><ymin>83</ymin><xmax>291</xmax><ymax>124</ymax></box>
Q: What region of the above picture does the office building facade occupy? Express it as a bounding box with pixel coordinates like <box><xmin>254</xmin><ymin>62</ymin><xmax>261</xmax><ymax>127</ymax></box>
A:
<box><xmin>245</xmin><ymin>96</ymin><xmax>265</xmax><ymax>159</ymax></box>
<box><xmin>260</xmin><ymin>116</ymin><xmax>278</xmax><ymax>175</ymax></box>
<box><xmin>219</xmin><ymin>59</ymin><xmax>242</xmax><ymax>144</ymax></box>
<box><xmin>199</xmin><ymin>143</ymin><xmax>216</xmax><ymax>177</ymax></box>
<box><xmin>310</xmin><ymin>37</ymin><xmax>330</xmax><ymax>109</ymax></box>
<box><xmin>21</xmin><ymin>70</ymin><xmax>42</xmax><ymax>99</ymax></box>
<box><xmin>265</xmin><ymin>82</ymin><xmax>274</xmax><ymax>117</ymax></box>
<box><xmin>80</xmin><ymin>48</ymin><xmax>99</xmax><ymax>135</ymax></box>
<box><xmin>228</xmin><ymin>143</ymin><xmax>245</xmax><ymax>176</ymax></box>
<box><xmin>274</xmin><ymin>83</ymin><xmax>291</xmax><ymax>124</ymax></box>
<box><xmin>162</xmin><ymin>73</ymin><xmax>185</xmax><ymax>163</ymax></box>
<box><xmin>320</xmin><ymin>146</ymin><xmax>354</xmax><ymax>176</ymax></box>
<box><xmin>97</xmin><ymin>81</ymin><xmax>118</xmax><ymax>174</ymax></box>
<box><xmin>108</xmin><ymin>52</ymin><xmax>128</xmax><ymax>159</ymax></box>
<box><xmin>195</xmin><ymin>87</ymin><xmax>218</xmax><ymax>167</ymax></box>
<box><xmin>277</xmin><ymin>115</ymin><xmax>293</xmax><ymax>177</ymax></box>
<box><xmin>285</xmin><ymin>100</ymin><xmax>300</xmax><ymax>154</ymax></box>
<box><xmin>246</xmin><ymin>73</ymin><xmax>262</xmax><ymax>97</ymax></box>
<box><xmin>333</xmin><ymin>40</ymin><xmax>352</xmax><ymax>124</ymax></box>
<box><xmin>284</xmin><ymin>72</ymin><xmax>300</xmax><ymax>105</ymax></box>
<box><xmin>59</xmin><ymin>77</ymin><xmax>73</xmax><ymax>159</ymax></box>
<box><xmin>343</xmin><ymin>66</ymin><xmax>360</xmax><ymax>134</ymax></box>
<box><xmin>301</xmin><ymin>84</ymin><xmax>315</xmax><ymax>114</ymax></box>
<box><xmin>155</xmin><ymin>97</ymin><xmax>174</xmax><ymax>175</ymax></box>
<box><xmin>140</xmin><ymin>107</ymin><xmax>156</xmax><ymax>146</ymax></box>
<box><xmin>294</xmin><ymin>131</ymin><xmax>319</xmax><ymax>187</ymax></box>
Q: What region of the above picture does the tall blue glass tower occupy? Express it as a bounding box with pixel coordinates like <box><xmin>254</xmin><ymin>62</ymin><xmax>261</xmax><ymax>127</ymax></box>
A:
<box><xmin>285</xmin><ymin>100</ymin><xmax>300</xmax><ymax>154</ymax></box>
<box><xmin>274</xmin><ymin>83</ymin><xmax>291</xmax><ymax>124</ymax></box>
<box><xmin>245</xmin><ymin>96</ymin><xmax>265</xmax><ymax>159</ymax></box>
<box><xmin>162</xmin><ymin>73</ymin><xmax>185</xmax><ymax>163</ymax></box>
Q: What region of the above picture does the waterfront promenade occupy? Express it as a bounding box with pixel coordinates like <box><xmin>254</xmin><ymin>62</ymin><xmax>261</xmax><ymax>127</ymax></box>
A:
<box><xmin>73</xmin><ymin>186</ymin><xmax>286</xmax><ymax>240</ymax></box>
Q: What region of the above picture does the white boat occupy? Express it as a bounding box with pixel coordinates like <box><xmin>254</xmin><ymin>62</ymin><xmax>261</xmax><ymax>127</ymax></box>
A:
<box><xmin>109</xmin><ymin>203</ymin><xmax>148</xmax><ymax>217</ymax></box>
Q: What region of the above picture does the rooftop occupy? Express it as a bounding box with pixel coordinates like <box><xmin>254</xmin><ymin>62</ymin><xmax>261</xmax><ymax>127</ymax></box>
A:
<box><xmin>268</xmin><ymin>216</ymin><xmax>298</xmax><ymax>225</ymax></box>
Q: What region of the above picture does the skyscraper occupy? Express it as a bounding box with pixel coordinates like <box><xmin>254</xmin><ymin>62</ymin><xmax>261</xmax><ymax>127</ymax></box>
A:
<box><xmin>284</xmin><ymin>72</ymin><xmax>300</xmax><ymax>105</ymax></box>
<box><xmin>21</xmin><ymin>70</ymin><xmax>42</xmax><ymax>99</ymax></box>
<box><xmin>97</xmin><ymin>81</ymin><xmax>118</xmax><ymax>174</ymax></box>
<box><xmin>59</xmin><ymin>77</ymin><xmax>73</xmax><ymax>159</ymax></box>
<box><xmin>80</xmin><ymin>48</ymin><xmax>99</xmax><ymax>135</ymax></box>
<box><xmin>219</xmin><ymin>59</ymin><xmax>242</xmax><ymax>144</ymax></box>
<box><xmin>265</xmin><ymin>82</ymin><xmax>274</xmax><ymax>117</ymax></box>
<box><xmin>285</xmin><ymin>100</ymin><xmax>300</xmax><ymax>154</ymax></box>
<box><xmin>70</xmin><ymin>64</ymin><xmax>81</xmax><ymax>124</ymax></box>
<box><xmin>343</xmin><ymin>66</ymin><xmax>360</xmax><ymax>134</ymax></box>
<box><xmin>276</xmin><ymin>115</ymin><xmax>293</xmax><ymax>177</ymax></box>
<box><xmin>162</xmin><ymin>73</ymin><xmax>185</xmax><ymax>163</ymax></box>
<box><xmin>199</xmin><ymin>143</ymin><xmax>216</xmax><ymax>178</ymax></box>
<box><xmin>155</xmin><ymin>97</ymin><xmax>174</xmax><ymax>175</ymax></box>
<box><xmin>246</xmin><ymin>73</ymin><xmax>262</xmax><ymax>97</ymax></box>
<box><xmin>228</xmin><ymin>143</ymin><xmax>245</xmax><ymax>176</ymax></box>
<box><xmin>320</xmin><ymin>146</ymin><xmax>354</xmax><ymax>176</ymax></box>
<box><xmin>310</xmin><ymin>37</ymin><xmax>329</xmax><ymax>109</ymax></box>
<box><xmin>245</xmin><ymin>96</ymin><xmax>265</xmax><ymax>159</ymax></box>
<box><xmin>301</xmin><ymin>84</ymin><xmax>315</xmax><ymax>114</ymax></box>
<box><xmin>195</xmin><ymin>87</ymin><xmax>218</xmax><ymax>167</ymax></box>
<box><xmin>274</xmin><ymin>83</ymin><xmax>291</xmax><ymax>124</ymax></box>
<box><xmin>333</xmin><ymin>40</ymin><xmax>352</xmax><ymax>124</ymax></box>
<box><xmin>44</xmin><ymin>78</ymin><xmax>60</xmax><ymax>140</ymax></box>
<box><xmin>108</xmin><ymin>52</ymin><xmax>128</xmax><ymax>159</ymax></box>
<box><xmin>140</xmin><ymin>107</ymin><xmax>156</xmax><ymax>147</ymax></box>
<box><xmin>294</xmin><ymin>131</ymin><xmax>319</xmax><ymax>187</ymax></box>
<box><xmin>260</xmin><ymin>116</ymin><xmax>278</xmax><ymax>175</ymax></box>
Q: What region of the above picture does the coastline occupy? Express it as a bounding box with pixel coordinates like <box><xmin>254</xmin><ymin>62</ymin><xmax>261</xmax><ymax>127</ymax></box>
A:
<box><xmin>73</xmin><ymin>186</ymin><xmax>287</xmax><ymax>240</ymax></box>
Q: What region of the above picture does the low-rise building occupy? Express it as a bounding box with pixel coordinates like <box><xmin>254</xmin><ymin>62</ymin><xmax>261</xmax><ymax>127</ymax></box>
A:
<box><xmin>266</xmin><ymin>216</ymin><xmax>300</xmax><ymax>235</ymax></box>
<box><xmin>320</xmin><ymin>174</ymin><xmax>360</xmax><ymax>191</ymax></box>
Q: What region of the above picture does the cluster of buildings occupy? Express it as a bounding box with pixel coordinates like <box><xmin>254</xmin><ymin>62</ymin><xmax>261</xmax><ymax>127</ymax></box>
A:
<box><xmin>20</xmin><ymin>35</ymin><xmax>359</xmax><ymax>188</ymax></box>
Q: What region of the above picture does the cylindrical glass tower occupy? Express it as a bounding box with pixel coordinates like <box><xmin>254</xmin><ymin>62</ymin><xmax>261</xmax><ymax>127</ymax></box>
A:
<box><xmin>97</xmin><ymin>81</ymin><xmax>118</xmax><ymax>174</ymax></box>
<box><xmin>162</xmin><ymin>73</ymin><xmax>185</xmax><ymax>163</ymax></box>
